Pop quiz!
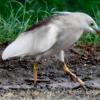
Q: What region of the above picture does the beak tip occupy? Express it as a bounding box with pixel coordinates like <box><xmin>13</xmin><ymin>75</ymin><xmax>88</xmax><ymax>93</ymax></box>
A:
<box><xmin>96</xmin><ymin>30</ymin><xmax>100</xmax><ymax>35</ymax></box>
<box><xmin>96</xmin><ymin>27</ymin><xmax>100</xmax><ymax>35</ymax></box>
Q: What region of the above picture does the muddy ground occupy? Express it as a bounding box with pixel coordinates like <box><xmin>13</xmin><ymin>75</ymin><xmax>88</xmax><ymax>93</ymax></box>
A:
<box><xmin>0</xmin><ymin>44</ymin><xmax>100</xmax><ymax>100</ymax></box>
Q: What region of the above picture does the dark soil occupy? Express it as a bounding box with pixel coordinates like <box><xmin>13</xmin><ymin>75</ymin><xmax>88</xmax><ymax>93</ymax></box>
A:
<box><xmin>0</xmin><ymin>44</ymin><xmax>100</xmax><ymax>100</ymax></box>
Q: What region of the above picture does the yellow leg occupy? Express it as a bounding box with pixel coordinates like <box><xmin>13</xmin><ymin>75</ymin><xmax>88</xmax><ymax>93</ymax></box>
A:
<box><xmin>34</xmin><ymin>63</ymin><xmax>38</xmax><ymax>84</ymax></box>
<box><xmin>63</xmin><ymin>62</ymin><xmax>85</xmax><ymax>86</ymax></box>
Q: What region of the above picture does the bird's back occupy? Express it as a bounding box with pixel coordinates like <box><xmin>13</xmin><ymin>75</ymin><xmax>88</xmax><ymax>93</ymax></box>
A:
<box><xmin>2</xmin><ymin>13</ymin><xmax>83</xmax><ymax>60</ymax></box>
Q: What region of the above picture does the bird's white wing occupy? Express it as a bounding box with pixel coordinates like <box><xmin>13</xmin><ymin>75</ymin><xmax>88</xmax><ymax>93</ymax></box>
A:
<box><xmin>2</xmin><ymin>24</ymin><xmax>58</xmax><ymax>60</ymax></box>
<box><xmin>53</xmin><ymin>11</ymin><xmax>72</xmax><ymax>15</ymax></box>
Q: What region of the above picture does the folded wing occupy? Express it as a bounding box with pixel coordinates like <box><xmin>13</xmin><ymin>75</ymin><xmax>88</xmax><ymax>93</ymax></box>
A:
<box><xmin>2</xmin><ymin>24</ymin><xmax>58</xmax><ymax>60</ymax></box>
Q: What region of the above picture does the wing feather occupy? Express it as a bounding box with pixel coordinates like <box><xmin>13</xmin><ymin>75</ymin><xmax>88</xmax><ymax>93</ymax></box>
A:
<box><xmin>53</xmin><ymin>11</ymin><xmax>72</xmax><ymax>15</ymax></box>
<box><xmin>2</xmin><ymin>24</ymin><xmax>58</xmax><ymax>60</ymax></box>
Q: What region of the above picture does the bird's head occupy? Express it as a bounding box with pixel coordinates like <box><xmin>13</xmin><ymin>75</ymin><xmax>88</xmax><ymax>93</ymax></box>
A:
<box><xmin>73</xmin><ymin>12</ymin><xmax>100</xmax><ymax>35</ymax></box>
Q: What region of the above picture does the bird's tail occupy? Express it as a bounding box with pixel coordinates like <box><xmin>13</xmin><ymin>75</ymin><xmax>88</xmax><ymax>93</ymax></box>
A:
<box><xmin>2</xmin><ymin>41</ymin><xmax>23</xmax><ymax>60</ymax></box>
<box><xmin>2</xmin><ymin>33</ymin><xmax>32</xmax><ymax>60</ymax></box>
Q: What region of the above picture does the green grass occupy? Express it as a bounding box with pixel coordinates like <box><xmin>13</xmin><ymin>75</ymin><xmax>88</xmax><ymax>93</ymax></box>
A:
<box><xmin>0</xmin><ymin>0</ymin><xmax>53</xmax><ymax>43</ymax></box>
<box><xmin>0</xmin><ymin>0</ymin><xmax>100</xmax><ymax>44</ymax></box>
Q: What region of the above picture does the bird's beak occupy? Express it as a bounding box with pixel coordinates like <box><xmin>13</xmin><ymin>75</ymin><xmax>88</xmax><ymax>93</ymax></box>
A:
<box><xmin>94</xmin><ymin>26</ymin><xmax>100</xmax><ymax>35</ymax></box>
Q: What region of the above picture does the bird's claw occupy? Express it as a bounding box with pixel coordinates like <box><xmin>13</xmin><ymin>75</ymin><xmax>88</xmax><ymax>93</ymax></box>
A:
<box><xmin>63</xmin><ymin>63</ymin><xmax>85</xmax><ymax>86</ymax></box>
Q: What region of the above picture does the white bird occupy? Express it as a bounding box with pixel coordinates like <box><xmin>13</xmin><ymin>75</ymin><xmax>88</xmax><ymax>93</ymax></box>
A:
<box><xmin>2</xmin><ymin>12</ymin><xmax>100</xmax><ymax>86</ymax></box>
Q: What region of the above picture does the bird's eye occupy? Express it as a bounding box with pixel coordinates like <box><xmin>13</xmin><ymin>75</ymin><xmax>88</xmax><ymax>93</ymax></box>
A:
<box><xmin>90</xmin><ymin>23</ymin><xmax>94</xmax><ymax>26</ymax></box>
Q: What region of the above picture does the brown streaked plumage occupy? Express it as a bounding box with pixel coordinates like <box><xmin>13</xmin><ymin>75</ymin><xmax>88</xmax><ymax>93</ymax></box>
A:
<box><xmin>26</xmin><ymin>17</ymin><xmax>52</xmax><ymax>32</ymax></box>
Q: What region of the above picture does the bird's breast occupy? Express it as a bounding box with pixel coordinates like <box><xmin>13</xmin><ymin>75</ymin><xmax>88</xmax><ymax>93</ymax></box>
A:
<box><xmin>57</xmin><ymin>30</ymin><xmax>83</xmax><ymax>50</ymax></box>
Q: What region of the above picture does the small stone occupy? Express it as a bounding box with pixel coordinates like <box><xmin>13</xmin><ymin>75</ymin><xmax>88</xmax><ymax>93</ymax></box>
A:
<box><xmin>84</xmin><ymin>64</ymin><xmax>87</xmax><ymax>66</ymax></box>
<box><xmin>4</xmin><ymin>92</ymin><xmax>13</xmax><ymax>97</ymax></box>
<box><xmin>31</xmin><ymin>91</ymin><xmax>40</xmax><ymax>97</ymax></box>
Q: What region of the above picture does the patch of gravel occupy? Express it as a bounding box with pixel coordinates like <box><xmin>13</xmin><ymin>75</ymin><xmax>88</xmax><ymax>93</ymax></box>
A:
<box><xmin>0</xmin><ymin>89</ymin><xmax>100</xmax><ymax>100</ymax></box>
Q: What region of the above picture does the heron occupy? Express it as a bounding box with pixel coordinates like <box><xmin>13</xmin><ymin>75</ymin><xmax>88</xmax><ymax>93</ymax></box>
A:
<box><xmin>2</xmin><ymin>12</ymin><xmax>100</xmax><ymax>86</ymax></box>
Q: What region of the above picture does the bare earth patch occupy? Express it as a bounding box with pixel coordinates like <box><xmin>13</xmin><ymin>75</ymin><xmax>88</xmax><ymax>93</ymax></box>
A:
<box><xmin>0</xmin><ymin>44</ymin><xmax>100</xmax><ymax>100</ymax></box>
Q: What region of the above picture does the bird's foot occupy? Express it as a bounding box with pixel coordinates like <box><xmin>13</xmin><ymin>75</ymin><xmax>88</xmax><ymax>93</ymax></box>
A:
<box><xmin>25</xmin><ymin>79</ymin><xmax>50</xmax><ymax>84</ymax></box>
<box><xmin>63</xmin><ymin>63</ymin><xmax>85</xmax><ymax>86</ymax></box>
<box><xmin>33</xmin><ymin>63</ymin><xmax>49</xmax><ymax>84</ymax></box>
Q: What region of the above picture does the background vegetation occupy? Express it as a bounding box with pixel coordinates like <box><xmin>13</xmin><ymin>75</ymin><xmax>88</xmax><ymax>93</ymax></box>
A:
<box><xmin>0</xmin><ymin>0</ymin><xmax>100</xmax><ymax>44</ymax></box>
